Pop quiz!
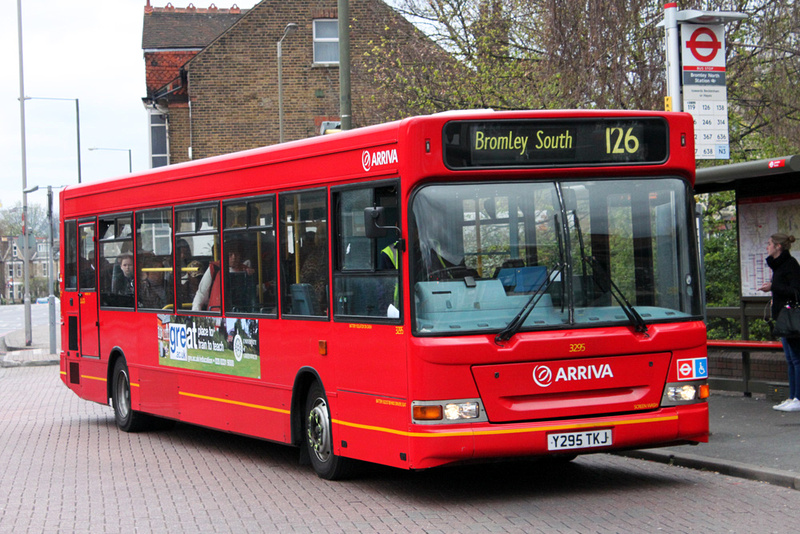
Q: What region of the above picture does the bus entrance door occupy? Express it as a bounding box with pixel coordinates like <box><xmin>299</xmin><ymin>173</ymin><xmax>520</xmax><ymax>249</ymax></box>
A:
<box><xmin>77</xmin><ymin>221</ymin><xmax>99</xmax><ymax>358</ymax></box>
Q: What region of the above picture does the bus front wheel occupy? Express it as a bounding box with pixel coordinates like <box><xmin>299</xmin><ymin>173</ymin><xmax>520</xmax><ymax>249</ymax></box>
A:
<box><xmin>304</xmin><ymin>382</ymin><xmax>354</xmax><ymax>480</ymax></box>
<box><xmin>111</xmin><ymin>358</ymin><xmax>150</xmax><ymax>432</ymax></box>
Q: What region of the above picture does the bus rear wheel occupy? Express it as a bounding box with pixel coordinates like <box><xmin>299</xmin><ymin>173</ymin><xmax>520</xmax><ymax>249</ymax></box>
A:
<box><xmin>111</xmin><ymin>358</ymin><xmax>150</xmax><ymax>432</ymax></box>
<box><xmin>304</xmin><ymin>382</ymin><xmax>354</xmax><ymax>480</ymax></box>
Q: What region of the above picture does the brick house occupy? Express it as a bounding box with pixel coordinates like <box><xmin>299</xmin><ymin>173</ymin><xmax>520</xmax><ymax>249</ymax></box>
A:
<box><xmin>142</xmin><ymin>0</ymin><xmax>440</xmax><ymax>166</ymax></box>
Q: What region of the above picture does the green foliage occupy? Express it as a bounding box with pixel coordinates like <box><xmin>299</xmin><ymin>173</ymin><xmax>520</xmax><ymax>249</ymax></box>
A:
<box><xmin>0</xmin><ymin>203</ymin><xmax>52</xmax><ymax>239</ymax></box>
<box><xmin>364</xmin><ymin>0</ymin><xmax>800</xmax><ymax>160</ymax></box>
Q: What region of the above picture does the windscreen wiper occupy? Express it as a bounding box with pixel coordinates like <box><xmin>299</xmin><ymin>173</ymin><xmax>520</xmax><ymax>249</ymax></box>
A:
<box><xmin>495</xmin><ymin>263</ymin><xmax>562</xmax><ymax>344</ymax></box>
<box><xmin>583</xmin><ymin>256</ymin><xmax>649</xmax><ymax>335</ymax></box>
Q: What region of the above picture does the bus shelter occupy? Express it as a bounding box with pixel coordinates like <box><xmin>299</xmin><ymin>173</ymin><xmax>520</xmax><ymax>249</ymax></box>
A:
<box><xmin>695</xmin><ymin>155</ymin><xmax>800</xmax><ymax>395</ymax></box>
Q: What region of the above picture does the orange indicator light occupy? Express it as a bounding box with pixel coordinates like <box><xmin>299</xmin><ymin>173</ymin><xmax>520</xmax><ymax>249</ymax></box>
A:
<box><xmin>413</xmin><ymin>405</ymin><xmax>443</xmax><ymax>421</ymax></box>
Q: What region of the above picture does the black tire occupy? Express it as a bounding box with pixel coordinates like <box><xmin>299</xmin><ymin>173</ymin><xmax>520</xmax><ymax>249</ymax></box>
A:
<box><xmin>111</xmin><ymin>358</ymin><xmax>151</xmax><ymax>432</ymax></box>
<box><xmin>304</xmin><ymin>382</ymin><xmax>354</xmax><ymax>480</ymax></box>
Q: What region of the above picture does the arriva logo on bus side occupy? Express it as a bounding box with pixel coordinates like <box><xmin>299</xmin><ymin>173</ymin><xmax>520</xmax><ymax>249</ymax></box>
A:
<box><xmin>362</xmin><ymin>148</ymin><xmax>398</xmax><ymax>172</ymax></box>
<box><xmin>532</xmin><ymin>364</ymin><xmax>614</xmax><ymax>387</ymax></box>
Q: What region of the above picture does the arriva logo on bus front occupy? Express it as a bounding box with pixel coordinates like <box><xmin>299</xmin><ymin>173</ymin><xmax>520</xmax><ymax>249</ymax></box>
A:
<box><xmin>362</xmin><ymin>148</ymin><xmax>398</xmax><ymax>172</ymax></box>
<box><xmin>533</xmin><ymin>364</ymin><xmax>614</xmax><ymax>388</ymax></box>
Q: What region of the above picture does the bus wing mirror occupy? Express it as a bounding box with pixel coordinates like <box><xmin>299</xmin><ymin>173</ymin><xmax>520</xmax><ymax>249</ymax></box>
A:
<box><xmin>364</xmin><ymin>207</ymin><xmax>389</xmax><ymax>238</ymax></box>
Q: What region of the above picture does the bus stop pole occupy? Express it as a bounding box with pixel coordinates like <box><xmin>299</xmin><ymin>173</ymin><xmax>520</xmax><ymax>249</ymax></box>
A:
<box><xmin>47</xmin><ymin>186</ymin><xmax>56</xmax><ymax>354</ymax></box>
<box><xmin>664</xmin><ymin>2</ymin><xmax>682</xmax><ymax>111</ymax></box>
<box><xmin>338</xmin><ymin>0</ymin><xmax>351</xmax><ymax>130</ymax></box>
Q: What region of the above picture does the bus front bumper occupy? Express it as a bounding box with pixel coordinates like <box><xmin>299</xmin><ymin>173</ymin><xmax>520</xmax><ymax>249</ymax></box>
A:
<box><xmin>405</xmin><ymin>403</ymin><xmax>708</xmax><ymax>470</ymax></box>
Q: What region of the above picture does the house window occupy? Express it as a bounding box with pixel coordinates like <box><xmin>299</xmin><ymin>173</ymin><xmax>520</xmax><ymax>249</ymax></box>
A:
<box><xmin>313</xmin><ymin>19</ymin><xmax>339</xmax><ymax>65</ymax></box>
<box><xmin>149</xmin><ymin>111</ymin><xmax>169</xmax><ymax>168</ymax></box>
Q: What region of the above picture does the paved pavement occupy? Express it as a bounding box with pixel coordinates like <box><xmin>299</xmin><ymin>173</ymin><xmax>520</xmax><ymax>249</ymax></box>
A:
<box><xmin>4</xmin><ymin>325</ymin><xmax>799</xmax><ymax>490</ymax></box>
<box><xmin>0</xmin><ymin>324</ymin><xmax>60</xmax><ymax>368</ymax></box>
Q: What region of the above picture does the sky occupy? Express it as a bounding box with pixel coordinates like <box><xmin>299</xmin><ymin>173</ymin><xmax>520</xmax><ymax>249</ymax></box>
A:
<box><xmin>0</xmin><ymin>0</ymin><xmax>261</xmax><ymax>213</ymax></box>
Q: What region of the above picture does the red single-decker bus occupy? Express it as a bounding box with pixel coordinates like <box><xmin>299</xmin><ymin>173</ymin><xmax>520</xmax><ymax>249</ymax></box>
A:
<box><xmin>60</xmin><ymin>109</ymin><xmax>709</xmax><ymax>479</ymax></box>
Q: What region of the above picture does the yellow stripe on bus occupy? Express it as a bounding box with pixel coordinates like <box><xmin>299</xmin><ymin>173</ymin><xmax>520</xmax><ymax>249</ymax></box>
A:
<box><xmin>333</xmin><ymin>414</ymin><xmax>679</xmax><ymax>439</ymax></box>
<box><xmin>179</xmin><ymin>391</ymin><xmax>291</xmax><ymax>414</ymax></box>
<box><xmin>81</xmin><ymin>375</ymin><xmax>107</xmax><ymax>383</ymax></box>
<box><xmin>176</xmin><ymin>390</ymin><xmax>678</xmax><ymax>439</ymax></box>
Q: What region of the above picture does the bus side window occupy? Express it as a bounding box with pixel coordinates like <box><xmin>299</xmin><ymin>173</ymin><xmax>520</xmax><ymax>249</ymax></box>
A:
<box><xmin>176</xmin><ymin>204</ymin><xmax>220</xmax><ymax>312</ymax></box>
<box><xmin>136</xmin><ymin>208</ymin><xmax>175</xmax><ymax>311</ymax></box>
<box><xmin>279</xmin><ymin>190</ymin><xmax>328</xmax><ymax>317</ymax></box>
<box><xmin>64</xmin><ymin>220</ymin><xmax>78</xmax><ymax>291</ymax></box>
<box><xmin>99</xmin><ymin>215</ymin><xmax>135</xmax><ymax>308</ymax></box>
<box><xmin>78</xmin><ymin>223</ymin><xmax>96</xmax><ymax>292</ymax></box>
<box><xmin>222</xmin><ymin>197</ymin><xmax>277</xmax><ymax>316</ymax></box>
<box><xmin>332</xmin><ymin>184</ymin><xmax>400</xmax><ymax>319</ymax></box>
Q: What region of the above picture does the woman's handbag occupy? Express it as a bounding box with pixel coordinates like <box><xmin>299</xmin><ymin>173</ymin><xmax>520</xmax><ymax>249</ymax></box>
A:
<box><xmin>774</xmin><ymin>303</ymin><xmax>800</xmax><ymax>338</ymax></box>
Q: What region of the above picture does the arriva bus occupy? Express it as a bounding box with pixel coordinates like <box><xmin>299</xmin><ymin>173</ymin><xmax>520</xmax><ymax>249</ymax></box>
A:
<box><xmin>60</xmin><ymin>110</ymin><xmax>709</xmax><ymax>479</ymax></box>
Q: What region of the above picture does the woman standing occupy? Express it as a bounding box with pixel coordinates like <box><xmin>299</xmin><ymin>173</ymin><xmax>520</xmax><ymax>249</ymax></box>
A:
<box><xmin>759</xmin><ymin>233</ymin><xmax>800</xmax><ymax>411</ymax></box>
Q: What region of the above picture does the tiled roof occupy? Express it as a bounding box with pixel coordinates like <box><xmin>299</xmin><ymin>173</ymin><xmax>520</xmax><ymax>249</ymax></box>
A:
<box><xmin>142</xmin><ymin>4</ymin><xmax>249</xmax><ymax>49</ymax></box>
<box><xmin>144</xmin><ymin>50</ymin><xmax>198</xmax><ymax>94</ymax></box>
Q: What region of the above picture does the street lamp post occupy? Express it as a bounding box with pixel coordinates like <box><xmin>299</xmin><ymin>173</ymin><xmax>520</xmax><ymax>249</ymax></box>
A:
<box><xmin>277</xmin><ymin>23</ymin><xmax>298</xmax><ymax>144</ymax></box>
<box><xmin>46</xmin><ymin>186</ymin><xmax>56</xmax><ymax>354</ymax></box>
<box><xmin>24</xmin><ymin>97</ymin><xmax>82</xmax><ymax>183</ymax></box>
<box><xmin>22</xmin><ymin>185</ymin><xmax>60</xmax><ymax>355</ymax></box>
<box><xmin>17</xmin><ymin>0</ymin><xmax>33</xmax><ymax>346</ymax></box>
<box><xmin>88</xmin><ymin>147</ymin><xmax>132</xmax><ymax>173</ymax></box>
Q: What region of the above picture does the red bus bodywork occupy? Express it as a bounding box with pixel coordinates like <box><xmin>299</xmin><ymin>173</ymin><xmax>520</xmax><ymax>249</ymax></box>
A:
<box><xmin>60</xmin><ymin>110</ymin><xmax>708</xmax><ymax>477</ymax></box>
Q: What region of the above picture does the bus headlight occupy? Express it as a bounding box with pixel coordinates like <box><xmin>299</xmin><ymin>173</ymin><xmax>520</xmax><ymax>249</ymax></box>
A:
<box><xmin>664</xmin><ymin>383</ymin><xmax>709</xmax><ymax>404</ymax></box>
<box><xmin>444</xmin><ymin>402</ymin><xmax>479</xmax><ymax>420</ymax></box>
<box><xmin>667</xmin><ymin>385</ymin><xmax>697</xmax><ymax>401</ymax></box>
<box><xmin>412</xmin><ymin>399</ymin><xmax>488</xmax><ymax>424</ymax></box>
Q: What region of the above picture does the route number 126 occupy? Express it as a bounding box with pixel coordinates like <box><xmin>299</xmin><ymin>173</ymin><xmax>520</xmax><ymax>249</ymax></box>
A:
<box><xmin>606</xmin><ymin>127</ymin><xmax>640</xmax><ymax>154</ymax></box>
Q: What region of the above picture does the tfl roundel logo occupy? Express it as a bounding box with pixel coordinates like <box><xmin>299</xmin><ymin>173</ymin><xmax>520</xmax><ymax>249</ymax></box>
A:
<box><xmin>533</xmin><ymin>365</ymin><xmax>553</xmax><ymax>387</ymax></box>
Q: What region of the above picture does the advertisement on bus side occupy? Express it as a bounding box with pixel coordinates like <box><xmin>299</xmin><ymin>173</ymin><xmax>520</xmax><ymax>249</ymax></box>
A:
<box><xmin>157</xmin><ymin>314</ymin><xmax>260</xmax><ymax>379</ymax></box>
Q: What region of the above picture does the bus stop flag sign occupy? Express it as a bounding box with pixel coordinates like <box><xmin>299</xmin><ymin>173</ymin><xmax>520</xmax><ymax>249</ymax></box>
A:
<box><xmin>681</xmin><ymin>23</ymin><xmax>730</xmax><ymax>160</ymax></box>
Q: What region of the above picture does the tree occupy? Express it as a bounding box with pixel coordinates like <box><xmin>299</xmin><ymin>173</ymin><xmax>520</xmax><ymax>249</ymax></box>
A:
<box><xmin>365</xmin><ymin>0</ymin><xmax>665</xmax><ymax>114</ymax></box>
<box><xmin>724</xmin><ymin>0</ymin><xmax>800</xmax><ymax>159</ymax></box>
<box><xmin>366</xmin><ymin>0</ymin><xmax>800</xmax><ymax>160</ymax></box>
<box><xmin>0</xmin><ymin>203</ymin><xmax>52</xmax><ymax>239</ymax></box>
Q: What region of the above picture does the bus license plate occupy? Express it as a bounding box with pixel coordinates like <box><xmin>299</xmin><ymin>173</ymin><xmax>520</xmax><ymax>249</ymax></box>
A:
<box><xmin>547</xmin><ymin>429</ymin><xmax>612</xmax><ymax>451</ymax></box>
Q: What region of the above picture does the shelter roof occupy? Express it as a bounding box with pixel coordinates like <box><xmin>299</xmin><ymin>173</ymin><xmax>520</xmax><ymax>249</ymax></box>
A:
<box><xmin>694</xmin><ymin>155</ymin><xmax>800</xmax><ymax>195</ymax></box>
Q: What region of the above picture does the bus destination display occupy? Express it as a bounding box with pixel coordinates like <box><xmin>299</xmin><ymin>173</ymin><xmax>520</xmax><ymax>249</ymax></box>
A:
<box><xmin>443</xmin><ymin>118</ymin><xmax>669</xmax><ymax>168</ymax></box>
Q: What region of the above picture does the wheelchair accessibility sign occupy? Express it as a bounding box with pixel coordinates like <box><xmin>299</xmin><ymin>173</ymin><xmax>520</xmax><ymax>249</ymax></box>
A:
<box><xmin>677</xmin><ymin>357</ymin><xmax>708</xmax><ymax>381</ymax></box>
